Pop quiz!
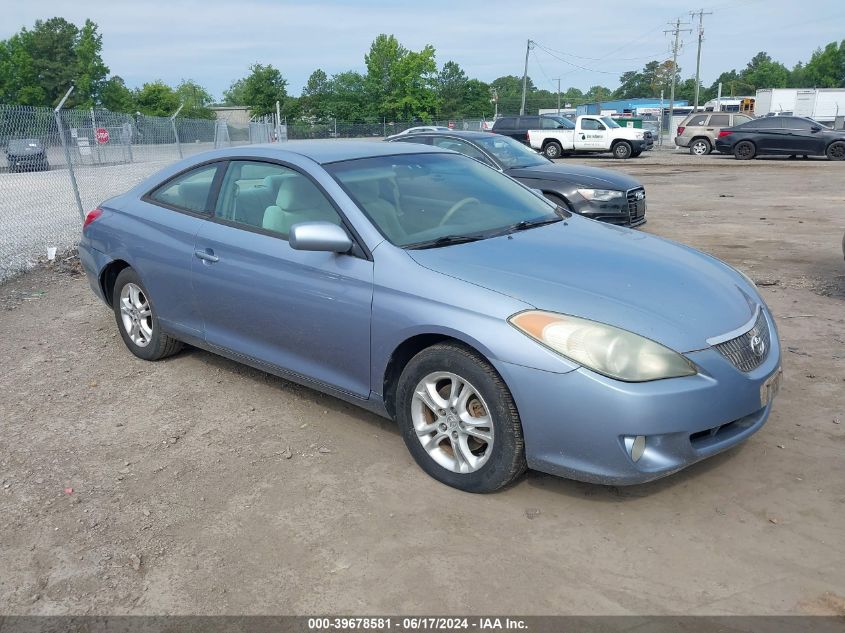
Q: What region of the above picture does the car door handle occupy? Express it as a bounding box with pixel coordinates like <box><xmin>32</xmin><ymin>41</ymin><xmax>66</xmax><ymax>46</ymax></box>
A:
<box><xmin>194</xmin><ymin>249</ymin><xmax>219</xmax><ymax>263</ymax></box>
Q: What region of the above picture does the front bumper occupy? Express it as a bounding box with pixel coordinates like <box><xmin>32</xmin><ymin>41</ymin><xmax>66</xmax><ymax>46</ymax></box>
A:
<box><xmin>492</xmin><ymin>312</ymin><xmax>781</xmax><ymax>485</ymax></box>
<box><xmin>576</xmin><ymin>188</ymin><xmax>647</xmax><ymax>228</ymax></box>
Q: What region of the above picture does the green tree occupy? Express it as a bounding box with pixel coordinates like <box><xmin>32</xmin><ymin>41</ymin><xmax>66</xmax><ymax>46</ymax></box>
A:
<box><xmin>24</xmin><ymin>18</ymin><xmax>79</xmax><ymax>106</ymax></box>
<box><xmin>0</xmin><ymin>32</ymin><xmax>45</xmax><ymax>105</ymax></box>
<box><xmin>175</xmin><ymin>79</ymin><xmax>214</xmax><ymax>119</ymax></box>
<box><xmin>364</xmin><ymin>35</ymin><xmax>437</xmax><ymax>120</ymax></box>
<box><xmin>99</xmin><ymin>75</ymin><xmax>135</xmax><ymax>112</ymax></box>
<box><xmin>300</xmin><ymin>69</ymin><xmax>332</xmax><ymax>120</ymax></box>
<box><xmin>436</xmin><ymin>61</ymin><xmax>468</xmax><ymax>118</ymax></box>
<box><xmin>800</xmin><ymin>40</ymin><xmax>845</xmax><ymax>88</ymax></box>
<box><xmin>740</xmin><ymin>52</ymin><xmax>789</xmax><ymax>90</ymax></box>
<box><xmin>74</xmin><ymin>19</ymin><xmax>109</xmax><ymax>107</ymax></box>
<box><xmin>222</xmin><ymin>78</ymin><xmax>247</xmax><ymax>105</ymax></box>
<box><xmin>134</xmin><ymin>81</ymin><xmax>179</xmax><ymax>117</ymax></box>
<box><xmin>234</xmin><ymin>63</ymin><xmax>288</xmax><ymax>116</ymax></box>
<box><xmin>364</xmin><ymin>34</ymin><xmax>406</xmax><ymax>117</ymax></box>
<box><xmin>458</xmin><ymin>79</ymin><xmax>492</xmax><ymax>118</ymax></box>
<box><xmin>325</xmin><ymin>71</ymin><xmax>368</xmax><ymax>121</ymax></box>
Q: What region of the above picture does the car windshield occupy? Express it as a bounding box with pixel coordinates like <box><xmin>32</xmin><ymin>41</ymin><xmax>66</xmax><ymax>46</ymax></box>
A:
<box><xmin>601</xmin><ymin>117</ymin><xmax>621</xmax><ymax>128</ymax></box>
<box><xmin>327</xmin><ymin>153</ymin><xmax>566</xmax><ymax>248</ymax></box>
<box><xmin>474</xmin><ymin>134</ymin><xmax>549</xmax><ymax>169</ymax></box>
<box><xmin>8</xmin><ymin>139</ymin><xmax>41</xmax><ymax>152</ymax></box>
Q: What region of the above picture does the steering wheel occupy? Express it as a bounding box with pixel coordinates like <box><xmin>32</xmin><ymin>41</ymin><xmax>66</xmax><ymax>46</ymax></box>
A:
<box><xmin>439</xmin><ymin>197</ymin><xmax>481</xmax><ymax>226</ymax></box>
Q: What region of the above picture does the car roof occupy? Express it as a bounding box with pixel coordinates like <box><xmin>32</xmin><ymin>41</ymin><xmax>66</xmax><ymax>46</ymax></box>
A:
<box><xmin>237</xmin><ymin>140</ymin><xmax>445</xmax><ymax>164</ymax></box>
<box><xmin>391</xmin><ymin>130</ymin><xmax>493</xmax><ymax>140</ymax></box>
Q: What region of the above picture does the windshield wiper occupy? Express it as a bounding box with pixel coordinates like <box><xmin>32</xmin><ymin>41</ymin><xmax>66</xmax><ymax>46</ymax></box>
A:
<box><xmin>505</xmin><ymin>216</ymin><xmax>563</xmax><ymax>234</ymax></box>
<box><xmin>406</xmin><ymin>234</ymin><xmax>488</xmax><ymax>250</ymax></box>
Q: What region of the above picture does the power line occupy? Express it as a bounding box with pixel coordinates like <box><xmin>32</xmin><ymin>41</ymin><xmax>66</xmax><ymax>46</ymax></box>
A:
<box><xmin>532</xmin><ymin>43</ymin><xmax>626</xmax><ymax>76</ymax></box>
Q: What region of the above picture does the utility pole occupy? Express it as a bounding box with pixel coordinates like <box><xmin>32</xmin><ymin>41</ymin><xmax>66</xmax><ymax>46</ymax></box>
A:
<box><xmin>690</xmin><ymin>9</ymin><xmax>712</xmax><ymax>111</ymax></box>
<box><xmin>664</xmin><ymin>18</ymin><xmax>691</xmax><ymax>140</ymax></box>
<box><xmin>520</xmin><ymin>39</ymin><xmax>533</xmax><ymax>115</ymax></box>
<box><xmin>555</xmin><ymin>78</ymin><xmax>561</xmax><ymax>115</ymax></box>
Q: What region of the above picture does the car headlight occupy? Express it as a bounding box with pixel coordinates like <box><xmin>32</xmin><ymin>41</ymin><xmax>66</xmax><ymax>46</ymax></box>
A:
<box><xmin>576</xmin><ymin>188</ymin><xmax>624</xmax><ymax>202</ymax></box>
<box><xmin>509</xmin><ymin>310</ymin><xmax>697</xmax><ymax>382</ymax></box>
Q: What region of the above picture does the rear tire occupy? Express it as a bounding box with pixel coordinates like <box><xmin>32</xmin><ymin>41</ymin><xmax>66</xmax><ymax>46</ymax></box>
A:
<box><xmin>612</xmin><ymin>141</ymin><xmax>632</xmax><ymax>159</ymax></box>
<box><xmin>734</xmin><ymin>140</ymin><xmax>756</xmax><ymax>160</ymax></box>
<box><xmin>395</xmin><ymin>342</ymin><xmax>526</xmax><ymax>493</ymax></box>
<box><xmin>689</xmin><ymin>138</ymin><xmax>712</xmax><ymax>156</ymax></box>
<box><xmin>543</xmin><ymin>141</ymin><xmax>563</xmax><ymax>159</ymax></box>
<box><xmin>112</xmin><ymin>268</ymin><xmax>183</xmax><ymax>361</ymax></box>
<box><xmin>826</xmin><ymin>141</ymin><xmax>845</xmax><ymax>161</ymax></box>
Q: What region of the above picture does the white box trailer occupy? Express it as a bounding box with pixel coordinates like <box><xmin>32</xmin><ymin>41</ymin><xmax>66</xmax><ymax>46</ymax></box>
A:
<box><xmin>755</xmin><ymin>88</ymin><xmax>845</xmax><ymax>123</ymax></box>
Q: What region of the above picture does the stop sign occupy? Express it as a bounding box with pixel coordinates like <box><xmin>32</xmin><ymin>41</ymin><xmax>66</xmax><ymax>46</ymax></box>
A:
<box><xmin>95</xmin><ymin>128</ymin><xmax>110</xmax><ymax>144</ymax></box>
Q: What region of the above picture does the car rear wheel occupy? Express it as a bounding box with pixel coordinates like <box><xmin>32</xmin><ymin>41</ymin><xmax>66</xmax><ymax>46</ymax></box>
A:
<box><xmin>734</xmin><ymin>140</ymin><xmax>756</xmax><ymax>160</ymax></box>
<box><xmin>689</xmin><ymin>138</ymin><xmax>712</xmax><ymax>155</ymax></box>
<box><xmin>395</xmin><ymin>342</ymin><xmax>526</xmax><ymax>493</ymax></box>
<box><xmin>612</xmin><ymin>141</ymin><xmax>632</xmax><ymax>159</ymax></box>
<box><xmin>112</xmin><ymin>268</ymin><xmax>183</xmax><ymax>361</ymax></box>
<box><xmin>543</xmin><ymin>141</ymin><xmax>563</xmax><ymax>159</ymax></box>
<box><xmin>826</xmin><ymin>141</ymin><xmax>845</xmax><ymax>161</ymax></box>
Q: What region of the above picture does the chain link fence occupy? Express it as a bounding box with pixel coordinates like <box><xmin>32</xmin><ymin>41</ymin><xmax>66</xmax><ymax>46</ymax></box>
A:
<box><xmin>0</xmin><ymin>103</ymin><xmax>274</xmax><ymax>282</ymax></box>
<box><xmin>0</xmin><ymin>103</ymin><xmax>490</xmax><ymax>283</ymax></box>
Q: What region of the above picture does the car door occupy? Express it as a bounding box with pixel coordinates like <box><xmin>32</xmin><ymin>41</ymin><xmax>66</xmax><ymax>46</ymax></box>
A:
<box><xmin>138</xmin><ymin>162</ymin><xmax>224</xmax><ymax>338</ymax></box>
<box><xmin>575</xmin><ymin>118</ymin><xmax>608</xmax><ymax>149</ymax></box>
<box><xmin>191</xmin><ymin>159</ymin><xmax>374</xmax><ymax>397</ymax></box>
<box><xmin>780</xmin><ymin>118</ymin><xmax>824</xmax><ymax>155</ymax></box>
<box><xmin>754</xmin><ymin>118</ymin><xmax>788</xmax><ymax>153</ymax></box>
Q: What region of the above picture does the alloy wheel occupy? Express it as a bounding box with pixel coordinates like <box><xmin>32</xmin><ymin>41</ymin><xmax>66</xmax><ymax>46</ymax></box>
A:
<box><xmin>119</xmin><ymin>283</ymin><xmax>153</xmax><ymax>347</ymax></box>
<box><xmin>691</xmin><ymin>140</ymin><xmax>709</xmax><ymax>155</ymax></box>
<box><xmin>410</xmin><ymin>371</ymin><xmax>494</xmax><ymax>474</ymax></box>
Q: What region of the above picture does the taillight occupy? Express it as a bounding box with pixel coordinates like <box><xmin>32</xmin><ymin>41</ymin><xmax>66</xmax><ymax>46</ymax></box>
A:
<box><xmin>718</xmin><ymin>130</ymin><xmax>733</xmax><ymax>138</ymax></box>
<box><xmin>83</xmin><ymin>208</ymin><xmax>102</xmax><ymax>229</ymax></box>
<box><xmin>677</xmin><ymin>126</ymin><xmax>685</xmax><ymax>136</ymax></box>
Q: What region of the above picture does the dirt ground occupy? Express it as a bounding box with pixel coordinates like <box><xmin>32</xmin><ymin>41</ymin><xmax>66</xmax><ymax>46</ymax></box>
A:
<box><xmin>1</xmin><ymin>150</ymin><xmax>843</xmax><ymax>616</ymax></box>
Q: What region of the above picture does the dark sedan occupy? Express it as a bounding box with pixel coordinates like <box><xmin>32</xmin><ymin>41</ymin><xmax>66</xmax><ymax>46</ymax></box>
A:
<box><xmin>715</xmin><ymin>116</ymin><xmax>845</xmax><ymax>160</ymax></box>
<box><xmin>5</xmin><ymin>138</ymin><xmax>49</xmax><ymax>172</ymax></box>
<box><xmin>386</xmin><ymin>131</ymin><xmax>646</xmax><ymax>227</ymax></box>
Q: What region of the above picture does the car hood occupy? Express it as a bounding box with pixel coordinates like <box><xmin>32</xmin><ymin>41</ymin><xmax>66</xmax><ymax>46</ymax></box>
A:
<box><xmin>408</xmin><ymin>218</ymin><xmax>758</xmax><ymax>353</ymax></box>
<box><xmin>505</xmin><ymin>162</ymin><xmax>641</xmax><ymax>190</ymax></box>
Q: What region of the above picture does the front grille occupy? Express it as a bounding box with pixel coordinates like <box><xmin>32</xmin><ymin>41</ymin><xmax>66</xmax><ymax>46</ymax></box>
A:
<box><xmin>713</xmin><ymin>309</ymin><xmax>770</xmax><ymax>372</ymax></box>
<box><xmin>626</xmin><ymin>188</ymin><xmax>646</xmax><ymax>222</ymax></box>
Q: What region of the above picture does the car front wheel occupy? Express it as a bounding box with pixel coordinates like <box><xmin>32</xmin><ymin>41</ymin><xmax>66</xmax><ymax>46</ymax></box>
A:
<box><xmin>395</xmin><ymin>343</ymin><xmax>526</xmax><ymax>493</ymax></box>
<box><xmin>612</xmin><ymin>141</ymin><xmax>632</xmax><ymax>159</ymax></box>
<box><xmin>112</xmin><ymin>268</ymin><xmax>183</xmax><ymax>361</ymax></box>
<box><xmin>826</xmin><ymin>141</ymin><xmax>845</xmax><ymax>161</ymax></box>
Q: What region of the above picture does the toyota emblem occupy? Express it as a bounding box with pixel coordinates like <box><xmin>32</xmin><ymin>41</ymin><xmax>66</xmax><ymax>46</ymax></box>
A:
<box><xmin>750</xmin><ymin>335</ymin><xmax>766</xmax><ymax>358</ymax></box>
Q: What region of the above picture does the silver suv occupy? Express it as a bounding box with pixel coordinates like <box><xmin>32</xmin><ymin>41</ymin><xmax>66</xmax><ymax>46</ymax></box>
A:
<box><xmin>675</xmin><ymin>112</ymin><xmax>753</xmax><ymax>155</ymax></box>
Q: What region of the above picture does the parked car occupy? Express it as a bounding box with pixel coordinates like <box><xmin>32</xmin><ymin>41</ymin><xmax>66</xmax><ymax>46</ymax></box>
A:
<box><xmin>715</xmin><ymin>116</ymin><xmax>845</xmax><ymax>160</ymax></box>
<box><xmin>5</xmin><ymin>138</ymin><xmax>49</xmax><ymax>172</ymax></box>
<box><xmin>527</xmin><ymin>115</ymin><xmax>653</xmax><ymax>159</ymax></box>
<box><xmin>387</xmin><ymin>130</ymin><xmax>646</xmax><ymax>226</ymax></box>
<box><xmin>675</xmin><ymin>111</ymin><xmax>753</xmax><ymax>155</ymax></box>
<box><xmin>490</xmin><ymin>114</ymin><xmax>573</xmax><ymax>144</ymax></box>
<box><xmin>79</xmin><ymin>141</ymin><xmax>782</xmax><ymax>492</ymax></box>
<box><xmin>389</xmin><ymin>126</ymin><xmax>452</xmax><ymax>137</ymax></box>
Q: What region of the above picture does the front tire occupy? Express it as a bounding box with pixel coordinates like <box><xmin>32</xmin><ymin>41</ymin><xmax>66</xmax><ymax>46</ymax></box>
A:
<box><xmin>734</xmin><ymin>140</ymin><xmax>756</xmax><ymax>160</ymax></box>
<box><xmin>395</xmin><ymin>343</ymin><xmax>526</xmax><ymax>493</ymax></box>
<box><xmin>826</xmin><ymin>141</ymin><xmax>845</xmax><ymax>161</ymax></box>
<box><xmin>543</xmin><ymin>141</ymin><xmax>563</xmax><ymax>159</ymax></box>
<box><xmin>112</xmin><ymin>268</ymin><xmax>183</xmax><ymax>361</ymax></box>
<box><xmin>612</xmin><ymin>141</ymin><xmax>632</xmax><ymax>159</ymax></box>
<box><xmin>689</xmin><ymin>138</ymin><xmax>712</xmax><ymax>155</ymax></box>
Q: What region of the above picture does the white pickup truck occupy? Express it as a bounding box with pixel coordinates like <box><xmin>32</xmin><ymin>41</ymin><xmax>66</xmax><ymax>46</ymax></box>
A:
<box><xmin>528</xmin><ymin>115</ymin><xmax>653</xmax><ymax>159</ymax></box>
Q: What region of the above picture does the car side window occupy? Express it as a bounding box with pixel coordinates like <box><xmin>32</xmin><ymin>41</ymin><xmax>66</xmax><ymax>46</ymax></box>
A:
<box><xmin>495</xmin><ymin>117</ymin><xmax>516</xmax><ymax>128</ymax></box>
<box><xmin>708</xmin><ymin>114</ymin><xmax>730</xmax><ymax>127</ymax></box>
<box><xmin>783</xmin><ymin>118</ymin><xmax>812</xmax><ymax>130</ymax></box>
<box><xmin>687</xmin><ymin>114</ymin><xmax>708</xmax><ymax>126</ymax></box>
<box><xmin>733</xmin><ymin>114</ymin><xmax>752</xmax><ymax>125</ymax></box>
<box><xmin>214</xmin><ymin>160</ymin><xmax>342</xmax><ymax>239</ymax></box>
<box><xmin>149</xmin><ymin>164</ymin><xmax>220</xmax><ymax>214</ymax></box>
<box><xmin>580</xmin><ymin>119</ymin><xmax>605</xmax><ymax>131</ymax></box>
<box><xmin>431</xmin><ymin>137</ymin><xmax>493</xmax><ymax>165</ymax></box>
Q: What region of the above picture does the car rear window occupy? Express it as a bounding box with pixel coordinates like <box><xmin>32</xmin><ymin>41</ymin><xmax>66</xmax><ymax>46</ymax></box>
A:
<box><xmin>708</xmin><ymin>114</ymin><xmax>731</xmax><ymax>127</ymax></box>
<box><xmin>8</xmin><ymin>139</ymin><xmax>42</xmax><ymax>152</ymax></box>
<box><xmin>149</xmin><ymin>164</ymin><xmax>220</xmax><ymax>213</ymax></box>
<box><xmin>685</xmin><ymin>115</ymin><xmax>708</xmax><ymax>127</ymax></box>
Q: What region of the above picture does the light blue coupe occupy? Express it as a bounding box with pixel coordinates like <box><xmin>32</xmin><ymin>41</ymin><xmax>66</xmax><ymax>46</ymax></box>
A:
<box><xmin>79</xmin><ymin>141</ymin><xmax>782</xmax><ymax>492</ymax></box>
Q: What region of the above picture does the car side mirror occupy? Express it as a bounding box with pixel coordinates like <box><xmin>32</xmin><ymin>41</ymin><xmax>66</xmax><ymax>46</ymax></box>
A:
<box><xmin>289</xmin><ymin>222</ymin><xmax>353</xmax><ymax>253</ymax></box>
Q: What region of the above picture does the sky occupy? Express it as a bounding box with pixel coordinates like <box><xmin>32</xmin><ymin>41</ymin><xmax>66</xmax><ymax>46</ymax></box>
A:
<box><xmin>4</xmin><ymin>0</ymin><xmax>845</xmax><ymax>101</ymax></box>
